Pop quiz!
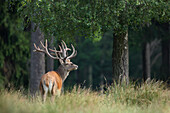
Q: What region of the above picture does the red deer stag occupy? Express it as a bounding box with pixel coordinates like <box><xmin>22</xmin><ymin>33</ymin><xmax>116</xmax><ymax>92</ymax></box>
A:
<box><xmin>33</xmin><ymin>40</ymin><xmax>78</xmax><ymax>102</ymax></box>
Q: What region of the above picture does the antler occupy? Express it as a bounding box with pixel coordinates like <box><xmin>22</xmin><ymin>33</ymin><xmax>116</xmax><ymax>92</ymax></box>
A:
<box><xmin>33</xmin><ymin>39</ymin><xmax>61</xmax><ymax>59</ymax></box>
<box><xmin>60</xmin><ymin>40</ymin><xmax>71</xmax><ymax>58</ymax></box>
<box><xmin>60</xmin><ymin>40</ymin><xmax>77</xmax><ymax>59</ymax></box>
<box><xmin>67</xmin><ymin>44</ymin><xmax>77</xmax><ymax>59</ymax></box>
<box><xmin>34</xmin><ymin>39</ymin><xmax>77</xmax><ymax>60</ymax></box>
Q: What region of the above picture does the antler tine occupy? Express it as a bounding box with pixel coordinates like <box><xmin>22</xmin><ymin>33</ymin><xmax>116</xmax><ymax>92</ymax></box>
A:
<box><xmin>33</xmin><ymin>43</ymin><xmax>38</xmax><ymax>52</ymax></box>
<box><xmin>61</xmin><ymin>41</ymin><xmax>64</xmax><ymax>51</ymax></box>
<box><xmin>49</xmin><ymin>45</ymin><xmax>64</xmax><ymax>59</ymax></box>
<box><xmin>58</xmin><ymin>45</ymin><xmax>62</xmax><ymax>52</ymax></box>
<box><xmin>67</xmin><ymin>44</ymin><xmax>77</xmax><ymax>59</ymax></box>
<box><xmin>60</xmin><ymin>41</ymin><xmax>65</xmax><ymax>57</ymax></box>
<box><xmin>62</xmin><ymin>40</ymin><xmax>71</xmax><ymax>51</ymax></box>
<box><xmin>59</xmin><ymin>40</ymin><xmax>73</xmax><ymax>59</ymax></box>
<box><xmin>60</xmin><ymin>40</ymin><xmax>70</xmax><ymax>58</ymax></box>
<box><xmin>58</xmin><ymin>45</ymin><xmax>65</xmax><ymax>59</ymax></box>
<box><xmin>33</xmin><ymin>39</ymin><xmax>61</xmax><ymax>60</ymax></box>
<box><xmin>49</xmin><ymin>45</ymin><xmax>62</xmax><ymax>53</ymax></box>
<box><xmin>40</xmin><ymin>40</ymin><xmax>46</xmax><ymax>48</ymax></box>
<box><xmin>33</xmin><ymin>43</ymin><xmax>45</xmax><ymax>53</ymax></box>
<box><xmin>71</xmin><ymin>50</ymin><xmax>77</xmax><ymax>58</ymax></box>
<box><xmin>53</xmin><ymin>47</ymin><xmax>62</xmax><ymax>59</ymax></box>
<box><xmin>50</xmin><ymin>45</ymin><xmax>65</xmax><ymax>59</ymax></box>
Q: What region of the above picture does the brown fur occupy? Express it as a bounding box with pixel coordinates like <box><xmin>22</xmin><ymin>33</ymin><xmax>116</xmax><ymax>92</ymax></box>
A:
<box><xmin>39</xmin><ymin>71</ymin><xmax>62</xmax><ymax>102</ymax></box>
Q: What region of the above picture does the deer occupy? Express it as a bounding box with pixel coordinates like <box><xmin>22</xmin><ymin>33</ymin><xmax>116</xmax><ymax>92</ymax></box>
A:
<box><xmin>33</xmin><ymin>39</ymin><xmax>78</xmax><ymax>102</ymax></box>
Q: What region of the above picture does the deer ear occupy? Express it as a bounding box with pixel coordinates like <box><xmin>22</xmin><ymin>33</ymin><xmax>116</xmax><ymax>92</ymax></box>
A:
<box><xmin>59</xmin><ymin>59</ymin><xmax>64</xmax><ymax>65</ymax></box>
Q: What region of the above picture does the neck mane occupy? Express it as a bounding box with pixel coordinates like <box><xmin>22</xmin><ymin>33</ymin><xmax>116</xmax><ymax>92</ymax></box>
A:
<box><xmin>56</xmin><ymin>65</ymin><xmax>70</xmax><ymax>83</ymax></box>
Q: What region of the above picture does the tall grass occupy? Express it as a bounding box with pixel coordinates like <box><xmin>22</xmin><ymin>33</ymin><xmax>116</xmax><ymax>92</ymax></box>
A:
<box><xmin>0</xmin><ymin>81</ymin><xmax>169</xmax><ymax>113</ymax></box>
<box><xmin>106</xmin><ymin>81</ymin><xmax>169</xmax><ymax>106</ymax></box>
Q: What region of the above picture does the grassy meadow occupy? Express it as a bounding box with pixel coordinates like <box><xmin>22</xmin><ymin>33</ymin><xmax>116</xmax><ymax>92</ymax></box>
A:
<box><xmin>0</xmin><ymin>81</ymin><xmax>169</xmax><ymax>113</ymax></box>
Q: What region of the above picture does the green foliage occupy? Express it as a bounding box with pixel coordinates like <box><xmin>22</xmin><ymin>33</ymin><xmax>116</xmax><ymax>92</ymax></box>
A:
<box><xmin>0</xmin><ymin>81</ymin><xmax>169</xmax><ymax>113</ymax></box>
<box><xmin>19</xmin><ymin>0</ymin><xmax>169</xmax><ymax>38</ymax></box>
<box><xmin>0</xmin><ymin>1</ymin><xmax>30</xmax><ymax>88</ymax></box>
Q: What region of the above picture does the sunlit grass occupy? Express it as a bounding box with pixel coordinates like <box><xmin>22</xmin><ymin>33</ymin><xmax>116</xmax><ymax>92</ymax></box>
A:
<box><xmin>0</xmin><ymin>81</ymin><xmax>169</xmax><ymax>113</ymax></box>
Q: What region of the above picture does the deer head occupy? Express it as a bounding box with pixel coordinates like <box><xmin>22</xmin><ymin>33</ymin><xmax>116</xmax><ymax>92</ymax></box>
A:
<box><xmin>33</xmin><ymin>39</ymin><xmax>78</xmax><ymax>102</ymax></box>
<box><xmin>34</xmin><ymin>39</ymin><xmax>78</xmax><ymax>72</ymax></box>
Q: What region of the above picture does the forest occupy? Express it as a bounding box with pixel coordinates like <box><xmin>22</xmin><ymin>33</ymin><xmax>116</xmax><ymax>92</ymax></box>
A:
<box><xmin>0</xmin><ymin>0</ymin><xmax>169</xmax><ymax>113</ymax></box>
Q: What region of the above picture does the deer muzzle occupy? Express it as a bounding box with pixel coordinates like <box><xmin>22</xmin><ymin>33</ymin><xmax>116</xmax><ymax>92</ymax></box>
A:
<box><xmin>74</xmin><ymin>64</ymin><xmax>78</xmax><ymax>70</ymax></box>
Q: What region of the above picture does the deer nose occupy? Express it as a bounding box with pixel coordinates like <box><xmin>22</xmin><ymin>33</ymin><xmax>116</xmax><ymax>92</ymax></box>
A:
<box><xmin>75</xmin><ymin>65</ymin><xmax>78</xmax><ymax>70</ymax></box>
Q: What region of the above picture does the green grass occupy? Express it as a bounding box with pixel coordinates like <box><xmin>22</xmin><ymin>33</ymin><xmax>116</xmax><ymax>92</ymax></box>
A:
<box><xmin>0</xmin><ymin>81</ymin><xmax>169</xmax><ymax>113</ymax></box>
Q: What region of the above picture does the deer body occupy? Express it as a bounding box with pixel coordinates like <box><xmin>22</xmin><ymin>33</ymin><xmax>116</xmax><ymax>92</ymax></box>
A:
<box><xmin>34</xmin><ymin>40</ymin><xmax>78</xmax><ymax>102</ymax></box>
<box><xmin>39</xmin><ymin>71</ymin><xmax>62</xmax><ymax>102</ymax></box>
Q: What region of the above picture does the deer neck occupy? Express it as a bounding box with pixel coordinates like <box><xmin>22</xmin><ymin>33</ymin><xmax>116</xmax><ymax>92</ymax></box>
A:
<box><xmin>56</xmin><ymin>65</ymin><xmax>70</xmax><ymax>83</ymax></box>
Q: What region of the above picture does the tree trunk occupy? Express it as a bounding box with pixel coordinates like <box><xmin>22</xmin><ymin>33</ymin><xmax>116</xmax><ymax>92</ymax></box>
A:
<box><xmin>161</xmin><ymin>39</ymin><xmax>170</xmax><ymax>81</ymax></box>
<box><xmin>112</xmin><ymin>32</ymin><xmax>129</xmax><ymax>85</ymax></box>
<box><xmin>142</xmin><ymin>42</ymin><xmax>151</xmax><ymax>82</ymax></box>
<box><xmin>46</xmin><ymin>37</ymin><xmax>54</xmax><ymax>72</ymax></box>
<box><xmin>30</xmin><ymin>22</ymin><xmax>45</xmax><ymax>96</ymax></box>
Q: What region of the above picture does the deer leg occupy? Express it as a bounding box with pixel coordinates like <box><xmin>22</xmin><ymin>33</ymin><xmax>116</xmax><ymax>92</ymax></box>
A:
<box><xmin>51</xmin><ymin>94</ymin><xmax>55</xmax><ymax>103</ymax></box>
<box><xmin>51</xmin><ymin>82</ymin><xmax>56</xmax><ymax>102</ymax></box>
<box><xmin>42</xmin><ymin>91</ymin><xmax>47</xmax><ymax>103</ymax></box>
<box><xmin>40</xmin><ymin>82</ymin><xmax>45</xmax><ymax>102</ymax></box>
<box><xmin>51</xmin><ymin>90</ymin><xmax>55</xmax><ymax>102</ymax></box>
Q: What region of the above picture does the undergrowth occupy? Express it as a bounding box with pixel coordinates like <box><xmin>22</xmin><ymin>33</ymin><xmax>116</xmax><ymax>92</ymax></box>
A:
<box><xmin>0</xmin><ymin>81</ymin><xmax>169</xmax><ymax>113</ymax></box>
